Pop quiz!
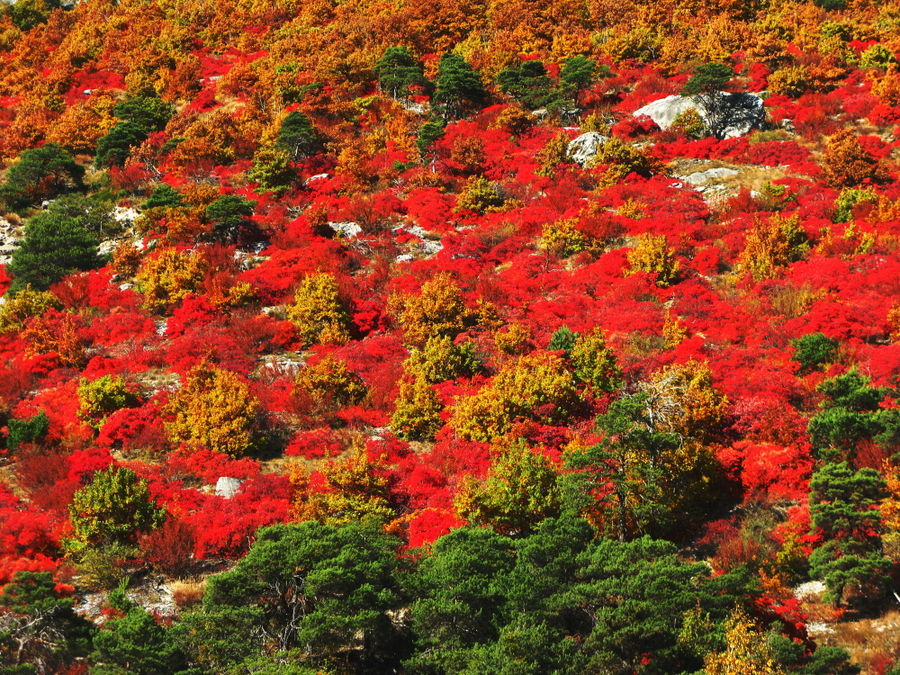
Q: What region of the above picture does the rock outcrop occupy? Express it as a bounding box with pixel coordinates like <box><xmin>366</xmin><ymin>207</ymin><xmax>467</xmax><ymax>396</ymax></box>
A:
<box><xmin>634</xmin><ymin>92</ymin><xmax>765</xmax><ymax>138</ymax></box>
<box><xmin>567</xmin><ymin>131</ymin><xmax>609</xmax><ymax>166</ymax></box>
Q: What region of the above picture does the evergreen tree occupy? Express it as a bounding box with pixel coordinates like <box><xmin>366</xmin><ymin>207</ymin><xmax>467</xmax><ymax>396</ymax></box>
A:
<box><xmin>564</xmin><ymin>393</ymin><xmax>680</xmax><ymax>541</ymax></box>
<box><xmin>142</xmin><ymin>184</ymin><xmax>184</xmax><ymax>210</ymax></box>
<box><xmin>95</xmin><ymin>122</ymin><xmax>148</xmax><ymax>167</ymax></box>
<box><xmin>39</xmin><ymin>193</ymin><xmax>116</xmax><ymax>238</ymax></box>
<box><xmin>195</xmin><ymin>521</ymin><xmax>403</xmax><ymax>671</ymax></box>
<box><xmin>112</xmin><ymin>96</ymin><xmax>174</xmax><ymax>133</ymax></box>
<box><xmin>497</xmin><ymin>60</ymin><xmax>554</xmax><ymax>109</ymax></box>
<box><xmin>407</xmin><ymin>527</ymin><xmax>517</xmax><ymax>672</ymax></box>
<box><xmin>277</xmin><ymin>111</ymin><xmax>319</xmax><ymax>160</ymax></box>
<box><xmin>0</xmin><ymin>571</ymin><xmax>94</xmax><ymax>674</ymax></box>
<box><xmin>375</xmin><ymin>46</ymin><xmax>426</xmax><ymax>100</ymax></box>
<box><xmin>0</xmin><ymin>144</ymin><xmax>84</xmax><ymax>210</ymax></box>
<box><xmin>807</xmin><ymin>370</ymin><xmax>898</xmax><ymax>460</ymax></box>
<box><xmin>90</xmin><ymin>587</ymin><xmax>188</xmax><ymax>675</ymax></box>
<box><xmin>416</xmin><ymin>119</ymin><xmax>446</xmax><ymax>164</ymax></box>
<box><xmin>559</xmin><ymin>55</ymin><xmax>600</xmax><ymax>105</ymax></box>
<box><xmin>680</xmin><ymin>62</ymin><xmax>735</xmax><ymax>139</ymax></box>
<box><xmin>808</xmin><ymin>461</ymin><xmax>891</xmax><ymax>606</ymax></box>
<box><xmin>5</xmin><ymin>410</ymin><xmax>49</xmax><ymax>453</ymax></box>
<box><xmin>433</xmin><ymin>53</ymin><xmax>485</xmax><ymax>119</ymax></box>
<box><xmin>68</xmin><ymin>466</ymin><xmax>166</xmax><ymax>550</ymax></box>
<box><xmin>8</xmin><ymin>211</ymin><xmax>101</xmax><ymax>293</ymax></box>
<box><xmin>547</xmin><ymin>326</ymin><xmax>578</xmax><ymax>357</ymax></box>
<box><xmin>205</xmin><ymin>195</ymin><xmax>255</xmax><ymax>243</ymax></box>
<box><xmin>792</xmin><ymin>332</ymin><xmax>840</xmax><ymax>374</ymax></box>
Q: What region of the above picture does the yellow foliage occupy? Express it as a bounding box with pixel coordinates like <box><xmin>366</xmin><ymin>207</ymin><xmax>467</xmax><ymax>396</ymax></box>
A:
<box><xmin>0</xmin><ymin>286</ymin><xmax>60</xmax><ymax>335</ymax></box>
<box><xmin>767</xmin><ymin>65</ymin><xmax>809</xmax><ymax>97</ymax></box>
<box><xmin>489</xmin><ymin>105</ymin><xmax>535</xmax><ymax>135</ymax></box>
<box><xmin>589</xmin><ymin>137</ymin><xmax>656</xmax><ymax>185</ymax></box>
<box><xmin>738</xmin><ymin>213</ymin><xmax>807</xmax><ymax>282</ymax></box>
<box><xmin>164</xmin><ymin>363</ymin><xmax>261</xmax><ymax>457</ymax></box>
<box><xmin>539</xmin><ymin>218</ymin><xmax>592</xmax><ymax>258</ymax></box>
<box><xmin>390</xmin><ymin>374</ymin><xmax>443</xmax><ymax>441</ymax></box>
<box><xmin>449</xmin><ymin>135</ymin><xmax>486</xmax><ymax>173</ymax></box>
<box><xmin>388</xmin><ymin>273</ymin><xmax>471</xmax><ymax>347</ymax></box>
<box><xmin>870</xmin><ymin>67</ymin><xmax>900</xmax><ymax>106</ymax></box>
<box><xmin>404</xmin><ymin>334</ymin><xmax>480</xmax><ymax>384</ymax></box>
<box><xmin>135</xmin><ymin>247</ymin><xmax>207</xmax><ymax>312</ymax></box>
<box><xmin>455</xmin><ymin>176</ymin><xmax>507</xmax><ymax>215</ymax></box>
<box><xmin>625</xmin><ymin>233</ymin><xmax>680</xmax><ymax>287</ymax></box>
<box><xmin>616</xmin><ymin>198</ymin><xmax>649</xmax><ymax>219</ymax></box>
<box><xmin>110</xmin><ymin>241</ymin><xmax>144</xmax><ymax>278</ymax></box>
<box><xmin>704</xmin><ymin>609</ymin><xmax>785</xmax><ymax>675</ymax></box>
<box><xmin>493</xmin><ymin>323</ymin><xmax>532</xmax><ymax>355</ymax></box>
<box><xmin>662</xmin><ymin>308</ymin><xmax>689</xmax><ymax>348</ymax></box>
<box><xmin>882</xmin><ymin>463</ymin><xmax>900</xmax><ymax>563</ymax></box>
<box><xmin>22</xmin><ymin>310</ymin><xmax>85</xmax><ymax>367</ymax></box>
<box><xmin>292</xmin><ymin>446</ymin><xmax>396</xmax><ymax>525</ymax></box>
<box><xmin>889</xmin><ymin>303</ymin><xmax>900</xmax><ymax>343</ymax></box>
<box><xmin>821</xmin><ymin>128</ymin><xmax>889</xmax><ymax>188</ymax></box>
<box><xmin>534</xmin><ymin>131</ymin><xmax>570</xmax><ymax>177</ymax></box>
<box><xmin>451</xmin><ymin>351</ymin><xmax>578</xmax><ymax>442</ymax></box>
<box><xmin>570</xmin><ymin>327</ymin><xmax>622</xmax><ymax>393</ymax></box>
<box><xmin>206</xmin><ymin>278</ymin><xmax>256</xmax><ymax>309</ymax></box>
<box><xmin>293</xmin><ymin>354</ymin><xmax>367</xmax><ymax>417</ymax></box>
<box><xmin>642</xmin><ymin>359</ymin><xmax>728</xmax><ymax>444</ymax></box>
<box><xmin>78</xmin><ymin>375</ymin><xmax>138</xmax><ymax>429</ymax></box>
<box><xmin>454</xmin><ymin>437</ymin><xmax>561</xmax><ymax>534</ymax></box>
<box><xmin>44</xmin><ymin>93</ymin><xmax>118</xmax><ymax>154</ymax></box>
<box><xmin>285</xmin><ymin>272</ymin><xmax>352</xmax><ymax>348</ymax></box>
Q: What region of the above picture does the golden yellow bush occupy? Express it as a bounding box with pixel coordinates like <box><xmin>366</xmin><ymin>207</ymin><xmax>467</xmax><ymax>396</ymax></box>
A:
<box><xmin>642</xmin><ymin>359</ymin><xmax>728</xmax><ymax>444</ymax></box>
<box><xmin>451</xmin><ymin>351</ymin><xmax>578</xmax><ymax>441</ymax></box>
<box><xmin>390</xmin><ymin>374</ymin><xmax>443</xmax><ymax>441</ymax></box>
<box><xmin>539</xmin><ymin>218</ymin><xmax>592</xmax><ymax>258</ymax></box>
<box><xmin>292</xmin><ymin>447</ymin><xmax>396</xmax><ymax>525</ymax></box>
<box><xmin>738</xmin><ymin>213</ymin><xmax>808</xmax><ymax>282</ymax></box>
<box><xmin>135</xmin><ymin>247</ymin><xmax>207</xmax><ymax>312</ymax></box>
<box><xmin>0</xmin><ymin>286</ymin><xmax>60</xmax><ymax>335</ymax></box>
<box><xmin>625</xmin><ymin>234</ymin><xmax>680</xmax><ymax>287</ymax></box>
<box><xmin>164</xmin><ymin>363</ymin><xmax>261</xmax><ymax>457</ymax></box>
<box><xmin>388</xmin><ymin>273</ymin><xmax>472</xmax><ymax>347</ymax></box>
<box><xmin>570</xmin><ymin>327</ymin><xmax>622</xmax><ymax>393</ymax></box>
<box><xmin>293</xmin><ymin>354</ymin><xmax>367</xmax><ymax>418</ymax></box>
<box><xmin>493</xmin><ymin>323</ymin><xmax>532</xmax><ymax>355</ymax></box>
<box><xmin>285</xmin><ymin>272</ymin><xmax>352</xmax><ymax>348</ymax></box>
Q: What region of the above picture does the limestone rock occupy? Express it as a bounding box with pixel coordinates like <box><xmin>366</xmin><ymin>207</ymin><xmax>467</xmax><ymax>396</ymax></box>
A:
<box><xmin>215</xmin><ymin>476</ymin><xmax>244</xmax><ymax>499</ymax></box>
<box><xmin>634</xmin><ymin>92</ymin><xmax>765</xmax><ymax>138</ymax></box>
<box><xmin>567</xmin><ymin>131</ymin><xmax>609</xmax><ymax>166</ymax></box>
<box><xmin>328</xmin><ymin>221</ymin><xmax>362</xmax><ymax>238</ymax></box>
<box><xmin>0</xmin><ymin>217</ymin><xmax>23</xmax><ymax>267</ymax></box>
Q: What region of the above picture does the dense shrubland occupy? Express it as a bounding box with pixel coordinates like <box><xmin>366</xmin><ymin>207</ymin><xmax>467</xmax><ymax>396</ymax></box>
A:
<box><xmin>0</xmin><ymin>0</ymin><xmax>898</xmax><ymax>671</ymax></box>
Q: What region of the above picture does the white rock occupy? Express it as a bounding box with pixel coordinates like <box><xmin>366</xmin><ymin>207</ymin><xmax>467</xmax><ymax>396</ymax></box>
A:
<box><xmin>328</xmin><ymin>221</ymin><xmax>362</xmax><ymax>238</ymax></box>
<box><xmin>420</xmin><ymin>239</ymin><xmax>443</xmax><ymax>256</ymax></box>
<box><xmin>402</xmin><ymin>101</ymin><xmax>428</xmax><ymax>115</ymax></box>
<box><xmin>634</xmin><ymin>92</ymin><xmax>765</xmax><ymax>138</ymax></box>
<box><xmin>679</xmin><ymin>167</ymin><xmax>740</xmax><ymax>186</ymax></box>
<box><xmin>113</xmin><ymin>206</ymin><xmax>140</xmax><ymax>224</ymax></box>
<box><xmin>567</xmin><ymin>132</ymin><xmax>609</xmax><ymax>166</ymax></box>
<box><xmin>305</xmin><ymin>173</ymin><xmax>330</xmax><ymax>185</ymax></box>
<box><xmin>793</xmin><ymin>580</ymin><xmax>827</xmax><ymax>600</ymax></box>
<box><xmin>215</xmin><ymin>477</ymin><xmax>244</xmax><ymax>499</ymax></box>
<box><xmin>98</xmin><ymin>240</ymin><xmax>119</xmax><ymax>257</ymax></box>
